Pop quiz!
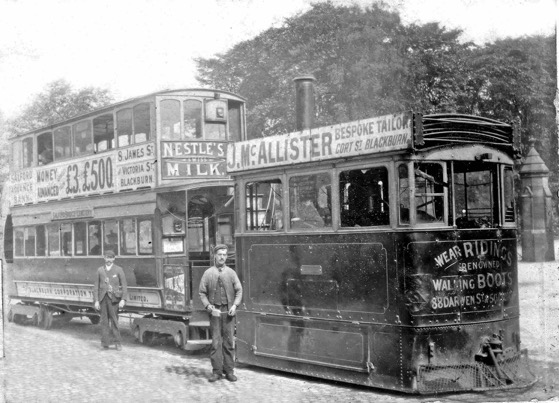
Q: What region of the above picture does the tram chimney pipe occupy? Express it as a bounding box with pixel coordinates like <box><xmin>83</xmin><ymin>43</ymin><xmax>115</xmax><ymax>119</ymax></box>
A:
<box><xmin>294</xmin><ymin>76</ymin><xmax>316</xmax><ymax>131</ymax></box>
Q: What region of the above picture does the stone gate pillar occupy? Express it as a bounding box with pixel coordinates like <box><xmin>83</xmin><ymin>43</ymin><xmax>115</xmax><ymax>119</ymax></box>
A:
<box><xmin>519</xmin><ymin>140</ymin><xmax>555</xmax><ymax>261</ymax></box>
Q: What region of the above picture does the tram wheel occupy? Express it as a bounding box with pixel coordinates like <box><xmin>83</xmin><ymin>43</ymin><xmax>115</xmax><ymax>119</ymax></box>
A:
<box><xmin>12</xmin><ymin>314</ymin><xmax>25</xmax><ymax>325</ymax></box>
<box><xmin>31</xmin><ymin>313</ymin><xmax>39</xmax><ymax>326</ymax></box>
<box><xmin>89</xmin><ymin>315</ymin><xmax>100</xmax><ymax>325</ymax></box>
<box><xmin>142</xmin><ymin>331</ymin><xmax>156</xmax><ymax>345</ymax></box>
<box><xmin>39</xmin><ymin>307</ymin><xmax>54</xmax><ymax>330</ymax></box>
<box><xmin>174</xmin><ymin>331</ymin><xmax>184</xmax><ymax>348</ymax></box>
<box><xmin>133</xmin><ymin>326</ymin><xmax>141</xmax><ymax>342</ymax></box>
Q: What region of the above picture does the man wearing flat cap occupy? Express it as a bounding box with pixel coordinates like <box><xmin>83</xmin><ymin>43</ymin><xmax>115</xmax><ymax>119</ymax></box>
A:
<box><xmin>199</xmin><ymin>244</ymin><xmax>243</xmax><ymax>382</ymax></box>
<box><xmin>93</xmin><ymin>249</ymin><xmax>128</xmax><ymax>350</ymax></box>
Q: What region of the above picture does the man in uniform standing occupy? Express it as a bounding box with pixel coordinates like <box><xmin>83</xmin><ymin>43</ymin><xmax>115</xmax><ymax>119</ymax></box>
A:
<box><xmin>199</xmin><ymin>244</ymin><xmax>243</xmax><ymax>382</ymax></box>
<box><xmin>93</xmin><ymin>250</ymin><xmax>128</xmax><ymax>350</ymax></box>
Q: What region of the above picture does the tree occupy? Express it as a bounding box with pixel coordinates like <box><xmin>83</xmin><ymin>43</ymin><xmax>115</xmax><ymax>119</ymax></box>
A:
<box><xmin>6</xmin><ymin>79</ymin><xmax>113</xmax><ymax>137</ymax></box>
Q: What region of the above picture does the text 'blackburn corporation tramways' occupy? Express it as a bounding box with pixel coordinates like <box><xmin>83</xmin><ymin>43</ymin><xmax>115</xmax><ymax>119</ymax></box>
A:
<box><xmin>227</xmin><ymin>112</ymin><xmax>412</xmax><ymax>172</ymax></box>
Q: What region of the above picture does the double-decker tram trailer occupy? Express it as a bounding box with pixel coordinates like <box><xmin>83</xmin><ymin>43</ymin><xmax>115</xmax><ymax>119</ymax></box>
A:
<box><xmin>3</xmin><ymin>88</ymin><xmax>246</xmax><ymax>350</ymax></box>
<box><xmin>228</xmin><ymin>79</ymin><xmax>535</xmax><ymax>393</ymax></box>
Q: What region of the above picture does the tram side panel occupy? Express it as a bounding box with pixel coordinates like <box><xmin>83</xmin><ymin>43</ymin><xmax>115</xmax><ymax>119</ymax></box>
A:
<box><xmin>9</xmin><ymin>257</ymin><xmax>161</xmax><ymax>311</ymax></box>
<box><xmin>397</xmin><ymin>229</ymin><xmax>532</xmax><ymax>393</ymax></box>
<box><xmin>235</xmin><ymin>232</ymin><xmax>409</xmax><ymax>391</ymax></box>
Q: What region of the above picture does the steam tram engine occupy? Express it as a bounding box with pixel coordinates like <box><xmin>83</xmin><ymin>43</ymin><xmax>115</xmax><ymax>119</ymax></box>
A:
<box><xmin>227</xmin><ymin>78</ymin><xmax>535</xmax><ymax>393</ymax></box>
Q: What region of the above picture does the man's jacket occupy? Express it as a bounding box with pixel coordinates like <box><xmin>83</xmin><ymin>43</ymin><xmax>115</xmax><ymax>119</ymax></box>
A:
<box><xmin>93</xmin><ymin>264</ymin><xmax>129</xmax><ymax>302</ymax></box>
<box><xmin>199</xmin><ymin>265</ymin><xmax>242</xmax><ymax>308</ymax></box>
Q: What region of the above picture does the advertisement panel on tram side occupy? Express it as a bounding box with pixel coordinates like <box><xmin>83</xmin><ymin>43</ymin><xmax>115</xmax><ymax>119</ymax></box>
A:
<box><xmin>5</xmin><ymin>142</ymin><xmax>156</xmax><ymax>206</ymax></box>
<box><xmin>403</xmin><ymin>237</ymin><xmax>517</xmax><ymax>320</ymax></box>
<box><xmin>227</xmin><ymin>112</ymin><xmax>412</xmax><ymax>172</ymax></box>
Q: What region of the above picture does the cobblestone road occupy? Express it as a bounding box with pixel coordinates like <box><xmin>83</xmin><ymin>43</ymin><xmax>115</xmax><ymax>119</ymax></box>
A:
<box><xmin>1</xmin><ymin>259</ymin><xmax>559</xmax><ymax>402</ymax></box>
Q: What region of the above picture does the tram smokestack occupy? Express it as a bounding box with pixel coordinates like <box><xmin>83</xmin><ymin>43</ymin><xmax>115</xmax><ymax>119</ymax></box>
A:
<box><xmin>294</xmin><ymin>75</ymin><xmax>316</xmax><ymax>131</ymax></box>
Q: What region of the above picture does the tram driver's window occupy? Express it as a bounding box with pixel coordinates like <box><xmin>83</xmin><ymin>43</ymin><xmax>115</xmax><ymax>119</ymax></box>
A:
<box><xmin>24</xmin><ymin>227</ymin><xmax>36</xmax><ymax>256</ymax></box>
<box><xmin>245</xmin><ymin>179</ymin><xmax>283</xmax><ymax>231</ymax></box>
<box><xmin>414</xmin><ymin>162</ymin><xmax>445</xmax><ymax>224</ymax></box>
<box><xmin>289</xmin><ymin>173</ymin><xmax>331</xmax><ymax>229</ymax></box>
<box><xmin>453</xmin><ymin>162</ymin><xmax>497</xmax><ymax>228</ymax></box>
<box><xmin>161</xmin><ymin>100</ymin><xmax>181</xmax><ymax>140</ymax></box>
<box><xmin>340</xmin><ymin>167</ymin><xmax>389</xmax><ymax>227</ymax></box>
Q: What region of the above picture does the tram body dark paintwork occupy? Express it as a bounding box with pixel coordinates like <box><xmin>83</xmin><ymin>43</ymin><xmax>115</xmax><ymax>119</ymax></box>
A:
<box><xmin>230</xmin><ymin>109</ymin><xmax>535</xmax><ymax>393</ymax></box>
<box><xmin>235</xmin><ymin>229</ymin><xmax>528</xmax><ymax>392</ymax></box>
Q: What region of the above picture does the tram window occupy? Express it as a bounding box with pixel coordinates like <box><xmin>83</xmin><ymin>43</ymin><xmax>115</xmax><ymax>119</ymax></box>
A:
<box><xmin>414</xmin><ymin>163</ymin><xmax>445</xmax><ymax>223</ymax></box>
<box><xmin>245</xmin><ymin>179</ymin><xmax>283</xmax><ymax>231</ymax></box>
<box><xmin>117</xmin><ymin>108</ymin><xmax>133</xmax><ymax>147</ymax></box>
<box><xmin>93</xmin><ymin>114</ymin><xmax>115</xmax><ymax>152</ymax></box>
<box><xmin>104</xmin><ymin>220</ymin><xmax>119</xmax><ymax>254</ymax></box>
<box><xmin>120</xmin><ymin>218</ymin><xmax>137</xmax><ymax>255</ymax></box>
<box><xmin>134</xmin><ymin>103</ymin><xmax>151</xmax><ymax>143</ymax></box>
<box><xmin>37</xmin><ymin>132</ymin><xmax>53</xmax><ymax>165</ymax></box>
<box><xmin>289</xmin><ymin>173</ymin><xmax>331</xmax><ymax>229</ymax></box>
<box><xmin>216</xmin><ymin>214</ymin><xmax>234</xmax><ymax>248</ymax></box>
<box><xmin>138</xmin><ymin>219</ymin><xmax>153</xmax><ymax>255</ymax></box>
<box><xmin>88</xmin><ymin>221</ymin><xmax>102</xmax><ymax>255</ymax></box>
<box><xmin>24</xmin><ymin>227</ymin><xmax>36</xmax><ymax>256</ymax></box>
<box><xmin>36</xmin><ymin>225</ymin><xmax>46</xmax><ymax>256</ymax></box>
<box><xmin>161</xmin><ymin>100</ymin><xmax>181</xmax><ymax>140</ymax></box>
<box><xmin>61</xmin><ymin>223</ymin><xmax>72</xmax><ymax>256</ymax></box>
<box><xmin>205</xmin><ymin>123</ymin><xmax>226</xmax><ymax>140</ymax></box>
<box><xmin>453</xmin><ymin>162</ymin><xmax>497</xmax><ymax>228</ymax></box>
<box><xmin>22</xmin><ymin>137</ymin><xmax>33</xmax><ymax>168</ymax></box>
<box><xmin>228</xmin><ymin>102</ymin><xmax>242</xmax><ymax>141</ymax></box>
<box><xmin>74</xmin><ymin>222</ymin><xmax>87</xmax><ymax>256</ymax></box>
<box><xmin>184</xmin><ymin>100</ymin><xmax>202</xmax><ymax>139</ymax></box>
<box><xmin>47</xmin><ymin>224</ymin><xmax>60</xmax><ymax>256</ymax></box>
<box><xmin>12</xmin><ymin>141</ymin><xmax>22</xmax><ymax>170</ymax></box>
<box><xmin>398</xmin><ymin>164</ymin><xmax>410</xmax><ymax>225</ymax></box>
<box><xmin>54</xmin><ymin>126</ymin><xmax>72</xmax><ymax>160</ymax></box>
<box><xmin>340</xmin><ymin>167</ymin><xmax>389</xmax><ymax>227</ymax></box>
<box><xmin>504</xmin><ymin>167</ymin><xmax>515</xmax><ymax>223</ymax></box>
<box><xmin>73</xmin><ymin>121</ymin><xmax>93</xmax><ymax>156</ymax></box>
<box><xmin>14</xmin><ymin>228</ymin><xmax>24</xmax><ymax>257</ymax></box>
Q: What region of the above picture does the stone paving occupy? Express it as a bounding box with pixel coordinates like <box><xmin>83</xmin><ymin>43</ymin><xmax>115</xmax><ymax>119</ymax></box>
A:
<box><xmin>1</xmin><ymin>257</ymin><xmax>559</xmax><ymax>402</ymax></box>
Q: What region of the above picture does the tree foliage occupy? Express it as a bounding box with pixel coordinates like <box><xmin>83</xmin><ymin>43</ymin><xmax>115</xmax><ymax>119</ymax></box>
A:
<box><xmin>195</xmin><ymin>1</ymin><xmax>557</xmax><ymax>178</ymax></box>
<box><xmin>6</xmin><ymin>79</ymin><xmax>113</xmax><ymax>137</ymax></box>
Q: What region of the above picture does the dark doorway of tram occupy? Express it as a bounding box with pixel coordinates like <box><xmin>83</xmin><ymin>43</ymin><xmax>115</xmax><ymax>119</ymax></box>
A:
<box><xmin>187</xmin><ymin>186</ymin><xmax>235</xmax><ymax>313</ymax></box>
<box><xmin>156</xmin><ymin>187</ymin><xmax>235</xmax><ymax>314</ymax></box>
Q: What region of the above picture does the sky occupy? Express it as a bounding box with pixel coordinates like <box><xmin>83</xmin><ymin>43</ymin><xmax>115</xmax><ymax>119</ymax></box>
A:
<box><xmin>0</xmin><ymin>0</ymin><xmax>556</xmax><ymax>119</ymax></box>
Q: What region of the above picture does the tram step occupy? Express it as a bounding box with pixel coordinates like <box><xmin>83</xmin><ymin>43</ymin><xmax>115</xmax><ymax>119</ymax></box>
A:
<box><xmin>189</xmin><ymin>321</ymin><xmax>210</xmax><ymax>328</ymax></box>
<box><xmin>186</xmin><ymin>340</ymin><xmax>212</xmax><ymax>346</ymax></box>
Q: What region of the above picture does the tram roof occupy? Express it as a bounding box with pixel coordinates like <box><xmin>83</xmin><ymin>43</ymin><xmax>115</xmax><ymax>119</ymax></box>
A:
<box><xmin>11</xmin><ymin>87</ymin><xmax>246</xmax><ymax>139</ymax></box>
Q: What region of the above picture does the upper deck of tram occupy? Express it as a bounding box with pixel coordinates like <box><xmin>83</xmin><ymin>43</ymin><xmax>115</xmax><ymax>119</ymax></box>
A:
<box><xmin>5</xmin><ymin>88</ymin><xmax>246</xmax><ymax>208</ymax></box>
